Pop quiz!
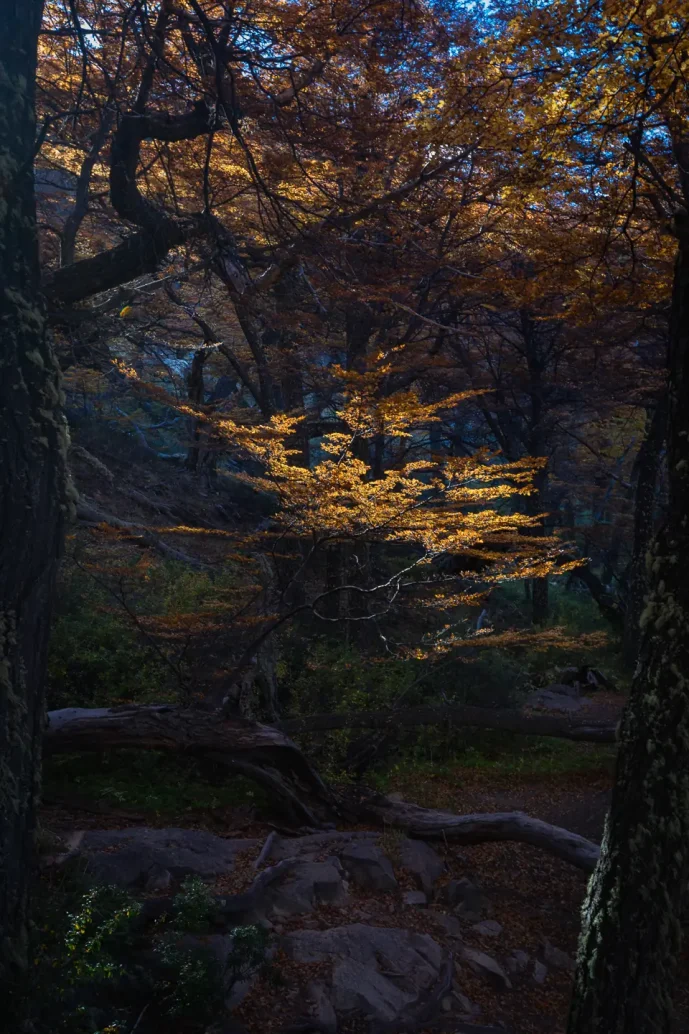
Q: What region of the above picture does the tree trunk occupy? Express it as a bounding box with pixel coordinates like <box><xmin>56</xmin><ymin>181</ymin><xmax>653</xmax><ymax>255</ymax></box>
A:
<box><xmin>281</xmin><ymin>703</ymin><xmax>617</xmax><ymax>743</ymax></box>
<box><xmin>621</xmin><ymin>399</ymin><xmax>667</xmax><ymax>670</ymax></box>
<box><xmin>567</xmin><ymin>220</ymin><xmax>689</xmax><ymax>1033</ymax></box>
<box><xmin>344</xmin><ymin>788</ymin><xmax>600</xmax><ymax>872</ymax></box>
<box><xmin>44</xmin><ymin>706</ymin><xmax>338</xmax><ymax>827</ymax></box>
<box><xmin>0</xmin><ymin>0</ymin><xmax>68</xmax><ymax>997</ymax></box>
<box><xmin>43</xmin><ymin>707</ymin><xmax>602</xmax><ymax>872</ymax></box>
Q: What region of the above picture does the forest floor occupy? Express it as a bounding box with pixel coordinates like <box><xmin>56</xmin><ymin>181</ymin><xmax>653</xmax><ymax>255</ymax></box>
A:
<box><xmin>38</xmin><ymin>695</ymin><xmax>689</xmax><ymax>1034</ymax></box>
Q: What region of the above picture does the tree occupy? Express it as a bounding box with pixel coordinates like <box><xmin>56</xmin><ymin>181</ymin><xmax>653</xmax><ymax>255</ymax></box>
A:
<box><xmin>496</xmin><ymin>0</ymin><xmax>689</xmax><ymax>1028</ymax></box>
<box><xmin>0</xmin><ymin>0</ymin><xmax>69</xmax><ymax>999</ymax></box>
<box><xmin>568</xmin><ymin>215</ymin><xmax>689</xmax><ymax>1034</ymax></box>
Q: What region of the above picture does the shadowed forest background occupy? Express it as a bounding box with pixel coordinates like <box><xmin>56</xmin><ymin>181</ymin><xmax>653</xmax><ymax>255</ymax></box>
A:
<box><xmin>2</xmin><ymin>1</ymin><xmax>689</xmax><ymax>1033</ymax></box>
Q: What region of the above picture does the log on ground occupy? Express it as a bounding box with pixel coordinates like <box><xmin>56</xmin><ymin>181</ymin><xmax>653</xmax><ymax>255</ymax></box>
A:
<box><xmin>281</xmin><ymin>703</ymin><xmax>617</xmax><ymax>744</ymax></box>
<box><xmin>45</xmin><ymin>705</ymin><xmax>337</xmax><ymax>827</ymax></box>
<box><xmin>346</xmin><ymin>789</ymin><xmax>601</xmax><ymax>872</ymax></box>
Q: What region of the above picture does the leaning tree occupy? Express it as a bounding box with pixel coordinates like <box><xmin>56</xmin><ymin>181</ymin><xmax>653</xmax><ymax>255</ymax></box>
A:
<box><xmin>0</xmin><ymin>0</ymin><xmax>68</xmax><ymax>999</ymax></box>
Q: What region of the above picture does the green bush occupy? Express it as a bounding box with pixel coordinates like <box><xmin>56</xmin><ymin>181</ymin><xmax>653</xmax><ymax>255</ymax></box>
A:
<box><xmin>47</xmin><ymin>560</ymin><xmax>242</xmax><ymax>710</ymax></box>
<box><xmin>170</xmin><ymin>876</ymin><xmax>216</xmax><ymax>933</ymax></box>
<box><xmin>23</xmin><ymin>873</ymin><xmax>268</xmax><ymax>1034</ymax></box>
<box><xmin>47</xmin><ymin>568</ymin><xmax>172</xmax><ymax>709</ymax></box>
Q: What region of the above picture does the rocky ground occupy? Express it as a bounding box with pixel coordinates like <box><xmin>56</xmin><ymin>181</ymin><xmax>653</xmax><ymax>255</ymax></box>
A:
<box><xmin>39</xmin><ymin>757</ymin><xmax>689</xmax><ymax>1034</ymax></box>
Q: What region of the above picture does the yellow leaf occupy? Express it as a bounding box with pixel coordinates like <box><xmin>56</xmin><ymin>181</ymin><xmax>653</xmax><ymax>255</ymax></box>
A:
<box><xmin>119</xmin><ymin>305</ymin><xmax>133</xmax><ymax>318</ymax></box>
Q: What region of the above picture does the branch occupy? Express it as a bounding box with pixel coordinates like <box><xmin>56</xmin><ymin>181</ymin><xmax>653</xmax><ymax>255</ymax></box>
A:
<box><xmin>76</xmin><ymin>497</ymin><xmax>211</xmax><ymax>570</ymax></box>
<box><xmin>280</xmin><ymin>703</ymin><xmax>617</xmax><ymax>744</ymax></box>
<box><xmin>351</xmin><ymin>790</ymin><xmax>601</xmax><ymax>872</ymax></box>
<box><xmin>44</xmin><ymin>705</ymin><xmax>338</xmax><ymax>826</ymax></box>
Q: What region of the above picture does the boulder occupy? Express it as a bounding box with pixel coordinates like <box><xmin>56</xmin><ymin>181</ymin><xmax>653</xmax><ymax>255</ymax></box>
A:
<box><xmin>402</xmin><ymin>890</ymin><xmax>427</xmax><ymax>908</ymax></box>
<box><xmin>144</xmin><ymin>865</ymin><xmax>173</xmax><ymax>893</ymax></box>
<box><xmin>71</xmin><ymin>828</ymin><xmax>259</xmax><ymax>887</ymax></box>
<box><xmin>457</xmin><ymin>946</ymin><xmax>512</xmax><ymax>990</ymax></box>
<box><xmin>453</xmin><ymin>990</ymin><xmax>481</xmax><ymax>1019</ymax></box>
<box><xmin>471</xmin><ymin>919</ymin><xmax>503</xmax><ymax>938</ymax></box>
<box><xmin>177</xmin><ymin>932</ymin><xmax>274</xmax><ymax>1009</ymax></box>
<box><xmin>266</xmin><ymin>859</ymin><xmax>348</xmax><ymax>917</ymax></box>
<box><xmin>398</xmin><ymin>839</ymin><xmax>445</xmax><ymax>895</ymax></box>
<box><xmin>438</xmin><ymin>877</ymin><xmax>487</xmax><ymax>920</ymax></box>
<box><xmin>532</xmin><ymin>960</ymin><xmax>548</xmax><ymax>985</ymax></box>
<box><xmin>331</xmin><ymin>958</ymin><xmax>415</xmax><ymax>1022</ymax></box>
<box><xmin>307</xmin><ymin>980</ymin><xmax>338</xmax><ymax>1034</ymax></box>
<box><xmin>505</xmin><ymin>949</ymin><xmax>530</xmax><ymax>976</ymax></box>
<box><xmin>339</xmin><ymin>842</ymin><xmax>397</xmax><ymax>892</ymax></box>
<box><xmin>433</xmin><ymin>914</ymin><xmax>463</xmax><ymax>940</ymax></box>
<box><xmin>269</xmin><ymin>831</ymin><xmax>379</xmax><ymax>862</ymax></box>
<box><xmin>541</xmin><ymin>938</ymin><xmax>575</xmax><ymax>973</ymax></box>
<box><xmin>282</xmin><ymin>925</ymin><xmax>443</xmax><ymax>1024</ymax></box>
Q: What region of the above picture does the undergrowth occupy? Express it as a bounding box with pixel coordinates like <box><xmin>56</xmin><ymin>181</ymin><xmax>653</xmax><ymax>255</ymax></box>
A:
<box><xmin>43</xmin><ymin>751</ymin><xmax>266</xmax><ymax>816</ymax></box>
<box><xmin>19</xmin><ymin>869</ymin><xmax>270</xmax><ymax>1034</ymax></box>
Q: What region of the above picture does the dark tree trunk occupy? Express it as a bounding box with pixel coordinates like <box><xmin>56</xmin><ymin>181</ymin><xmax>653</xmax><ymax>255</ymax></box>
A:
<box><xmin>0</xmin><ymin>0</ymin><xmax>68</xmax><ymax>998</ymax></box>
<box><xmin>184</xmin><ymin>347</ymin><xmax>211</xmax><ymax>471</ymax></box>
<box><xmin>567</xmin><ymin>220</ymin><xmax>689</xmax><ymax>1033</ymax></box>
<box><xmin>621</xmin><ymin>399</ymin><xmax>667</xmax><ymax>670</ymax></box>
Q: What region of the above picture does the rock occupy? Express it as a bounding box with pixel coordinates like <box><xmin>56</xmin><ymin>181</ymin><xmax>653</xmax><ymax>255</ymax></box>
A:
<box><xmin>457</xmin><ymin>946</ymin><xmax>512</xmax><ymax>990</ymax></box>
<box><xmin>339</xmin><ymin>842</ymin><xmax>397</xmax><ymax>893</ymax></box>
<box><xmin>177</xmin><ymin>932</ymin><xmax>274</xmax><ymax>1009</ymax></box>
<box><xmin>440</xmin><ymin>877</ymin><xmax>487</xmax><ymax>920</ymax></box>
<box><xmin>269</xmin><ymin>831</ymin><xmax>379</xmax><ymax>862</ymax></box>
<box><xmin>72</xmin><ymin>828</ymin><xmax>259</xmax><ymax>887</ymax></box>
<box><xmin>398</xmin><ymin>839</ymin><xmax>445</xmax><ymax>894</ymax></box>
<box><xmin>144</xmin><ymin>865</ymin><xmax>173</xmax><ymax>893</ymax></box>
<box><xmin>453</xmin><ymin>990</ymin><xmax>481</xmax><ymax>1018</ymax></box>
<box><xmin>331</xmin><ymin>958</ymin><xmax>415</xmax><ymax>1022</ymax></box>
<box><xmin>307</xmin><ymin>980</ymin><xmax>338</xmax><ymax>1034</ymax></box>
<box><xmin>533</xmin><ymin>960</ymin><xmax>548</xmax><ymax>985</ymax></box>
<box><xmin>471</xmin><ymin>919</ymin><xmax>503</xmax><ymax>938</ymax></box>
<box><xmin>505</xmin><ymin>949</ymin><xmax>530</xmax><ymax>976</ymax></box>
<box><xmin>523</xmin><ymin>685</ymin><xmax>583</xmax><ymax>713</ymax></box>
<box><xmin>558</xmin><ymin>666</ymin><xmax>582</xmax><ymax>686</ymax></box>
<box><xmin>403</xmin><ymin>890</ymin><xmax>427</xmax><ymax>908</ymax></box>
<box><xmin>441</xmin><ymin>995</ymin><xmax>453</xmax><ymax>1012</ymax></box>
<box><xmin>266</xmin><ymin>859</ymin><xmax>348</xmax><ymax>917</ymax></box>
<box><xmin>282</xmin><ymin>925</ymin><xmax>443</xmax><ymax>1024</ymax></box>
<box><xmin>541</xmin><ymin>938</ymin><xmax>576</xmax><ymax>973</ymax></box>
<box><xmin>433</xmin><ymin>914</ymin><xmax>463</xmax><ymax>939</ymax></box>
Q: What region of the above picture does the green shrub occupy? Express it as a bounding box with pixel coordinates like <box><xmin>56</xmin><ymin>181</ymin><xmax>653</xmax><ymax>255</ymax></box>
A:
<box><xmin>170</xmin><ymin>876</ymin><xmax>216</xmax><ymax>933</ymax></box>
<box><xmin>47</xmin><ymin>568</ymin><xmax>172</xmax><ymax>709</ymax></box>
<box><xmin>154</xmin><ymin>939</ymin><xmax>225</xmax><ymax>1020</ymax></box>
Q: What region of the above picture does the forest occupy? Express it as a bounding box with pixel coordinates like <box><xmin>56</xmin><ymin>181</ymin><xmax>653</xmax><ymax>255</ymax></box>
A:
<box><xmin>1</xmin><ymin>0</ymin><xmax>688</xmax><ymax>1032</ymax></box>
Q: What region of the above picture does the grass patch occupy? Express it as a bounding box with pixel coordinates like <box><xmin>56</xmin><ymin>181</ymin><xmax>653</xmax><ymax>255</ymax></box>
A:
<box><xmin>43</xmin><ymin>750</ymin><xmax>267</xmax><ymax>817</ymax></box>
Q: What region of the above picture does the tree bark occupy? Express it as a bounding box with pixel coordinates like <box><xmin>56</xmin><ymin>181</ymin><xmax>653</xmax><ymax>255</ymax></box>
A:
<box><xmin>281</xmin><ymin>703</ymin><xmax>617</xmax><ymax>743</ymax></box>
<box><xmin>0</xmin><ymin>0</ymin><xmax>68</xmax><ymax>997</ymax></box>
<box><xmin>621</xmin><ymin>399</ymin><xmax>667</xmax><ymax>669</ymax></box>
<box><xmin>42</xmin><ymin>706</ymin><xmax>603</xmax><ymax>872</ymax></box>
<box><xmin>348</xmin><ymin>789</ymin><xmax>600</xmax><ymax>872</ymax></box>
<box><xmin>44</xmin><ymin>706</ymin><xmax>338</xmax><ymax>827</ymax></box>
<box><xmin>567</xmin><ymin>219</ymin><xmax>689</xmax><ymax>1033</ymax></box>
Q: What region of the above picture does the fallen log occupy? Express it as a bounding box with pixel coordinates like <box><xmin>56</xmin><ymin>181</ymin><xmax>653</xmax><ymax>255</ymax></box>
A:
<box><xmin>45</xmin><ymin>706</ymin><xmax>338</xmax><ymax>827</ymax></box>
<box><xmin>44</xmin><ymin>706</ymin><xmax>602</xmax><ymax>872</ymax></box>
<box><xmin>351</xmin><ymin>789</ymin><xmax>601</xmax><ymax>873</ymax></box>
<box><xmin>281</xmin><ymin>703</ymin><xmax>617</xmax><ymax>744</ymax></box>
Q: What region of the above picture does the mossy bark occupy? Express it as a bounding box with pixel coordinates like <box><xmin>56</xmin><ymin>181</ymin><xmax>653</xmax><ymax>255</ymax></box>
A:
<box><xmin>567</xmin><ymin>225</ymin><xmax>689</xmax><ymax>1032</ymax></box>
<box><xmin>0</xmin><ymin>0</ymin><xmax>68</xmax><ymax>1001</ymax></box>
